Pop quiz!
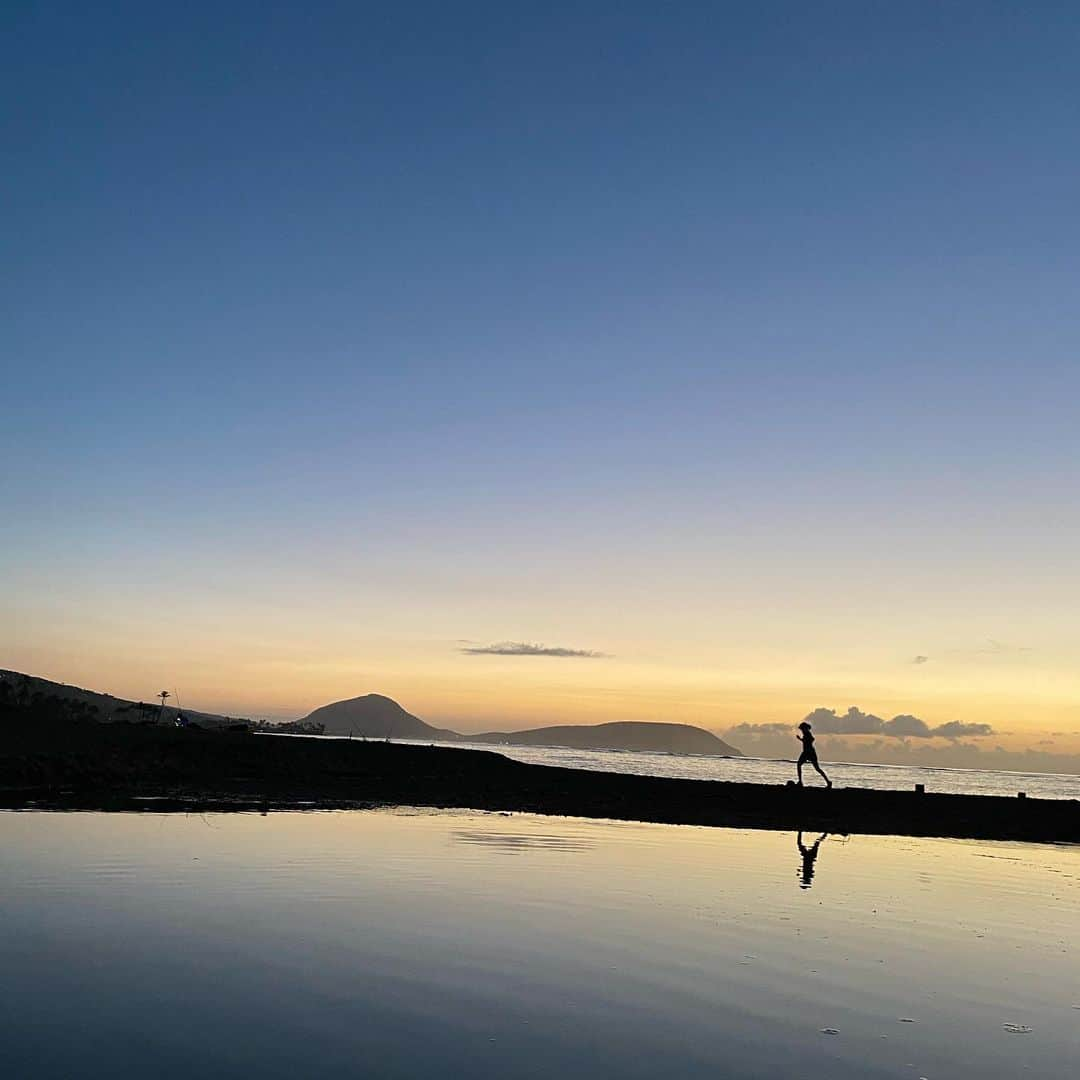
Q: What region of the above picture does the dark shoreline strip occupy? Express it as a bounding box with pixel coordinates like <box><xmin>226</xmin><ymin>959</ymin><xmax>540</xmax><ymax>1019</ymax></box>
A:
<box><xmin>2</xmin><ymin>724</ymin><xmax>1077</xmax><ymax>843</ymax></box>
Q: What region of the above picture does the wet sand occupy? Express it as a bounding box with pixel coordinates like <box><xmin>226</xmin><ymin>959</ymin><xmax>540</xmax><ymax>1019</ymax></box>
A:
<box><xmin>3</xmin><ymin>717</ymin><xmax>1077</xmax><ymax>841</ymax></box>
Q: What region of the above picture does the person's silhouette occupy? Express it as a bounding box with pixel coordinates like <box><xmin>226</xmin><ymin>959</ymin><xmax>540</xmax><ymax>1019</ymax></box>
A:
<box><xmin>796</xmin><ymin>721</ymin><xmax>832</xmax><ymax>787</ymax></box>
<box><xmin>797</xmin><ymin>831</ymin><xmax>828</xmax><ymax>888</ymax></box>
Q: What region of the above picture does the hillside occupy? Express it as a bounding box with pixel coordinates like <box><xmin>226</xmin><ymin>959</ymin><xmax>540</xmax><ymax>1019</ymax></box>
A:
<box><xmin>1</xmin><ymin>670</ymin><xmax>740</xmax><ymax>757</ymax></box>
<box><xmin>469</xmin><ymin>721</ymin><xmax>741</xmax><ymax>756</ymax></box>
<box><xmin>298</xmin><ymin>694</ymin><xmax>458</xmax><ymax>740</ymax></box>
<box><xmin>0</xmin><ymin>670</ymin><xmax>245</xmax><ymax>730</ymax></box>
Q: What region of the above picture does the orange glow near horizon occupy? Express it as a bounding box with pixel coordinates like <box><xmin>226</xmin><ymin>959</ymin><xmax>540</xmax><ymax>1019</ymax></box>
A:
<box><xmin>6</xmin><ymin>621</ymin><xmax>1079</xmax><ymax>760</ymax></box>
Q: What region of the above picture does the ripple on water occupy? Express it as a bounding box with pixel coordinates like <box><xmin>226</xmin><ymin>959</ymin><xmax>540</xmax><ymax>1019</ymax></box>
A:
<box><xmin>451</xmin><ymin>830</ymin><xmax>594</xmax><ymax>853</ymax></box>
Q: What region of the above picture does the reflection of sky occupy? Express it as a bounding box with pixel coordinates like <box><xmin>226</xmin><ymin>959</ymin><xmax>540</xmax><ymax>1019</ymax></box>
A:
<box><xmin>2</xmin><ymin>810</ymin><xmax>1077</xmax><ymax>1078</ymax></box>
<box><xmin>3</xmin><ymin>6</ymin><xmax>1079</xmax><ymax>745</ymax></box>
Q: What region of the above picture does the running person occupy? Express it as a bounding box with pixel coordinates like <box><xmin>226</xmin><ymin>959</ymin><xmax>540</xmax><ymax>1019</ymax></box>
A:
<box><xmin>796</xmin><ymin>721</ymin><xmax>831</xmax><ymax>787</ymax></box>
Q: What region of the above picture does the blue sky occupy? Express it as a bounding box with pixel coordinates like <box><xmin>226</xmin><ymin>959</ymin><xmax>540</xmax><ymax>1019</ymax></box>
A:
<box><xmin>4</xmin><ymin>3</ymin><xmax>1079</xmax><ymax>759</ymax></box>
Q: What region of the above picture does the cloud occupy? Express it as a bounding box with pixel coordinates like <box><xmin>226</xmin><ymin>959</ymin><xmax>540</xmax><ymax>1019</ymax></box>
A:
<box><xmin>977</xmin><ymin>639</ymin><xmax>1032</xmax><ymax>655</ymax></box>
<box><xmin>460</xmin><ymin>641</ymin><xmax>607</xmax><ymax>658</ymax></box>
<box><xmin>722</xmin><ymin>727</ymin><xmax>1080</xmax><ymax>774</ymax></box>
<box><xmin>812</xmin><ymin>707</ymin><xmax>994</xmax><ymax>740</ymax></box>
<box><xmin>734</xmin><ymin>707</ymin><xmax>994</xmax><ymax>741</ymax></box>
<box><xmin>913</xmin><ymin>641</ymin><xmax>1033</xmax><ymax>665</ymax></box>
<box><xmin>931</xmin><ymin>720</ymin><xmax>994</xmax><ymax>739</ymax></box>
<box><xmin>882</xmin><ymin>713</ymin><xmax>932</xmax><ymax>737</ymax></box>
<box><xmin>727</xmin><ymin>721</ymin><xmax>790</xmax><ymax>736</ymax></box>
<box><xmin>803</xmin><ymin>706</ymin><xmax>886</xmax><ymax>735</ymax></box>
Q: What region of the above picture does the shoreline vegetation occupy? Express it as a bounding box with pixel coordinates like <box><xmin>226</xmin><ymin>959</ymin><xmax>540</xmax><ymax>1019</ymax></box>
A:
<box><xmin>3</xmin><ymin>706</ymin><xmax>1077</xmax><ymax>843</ymax></box>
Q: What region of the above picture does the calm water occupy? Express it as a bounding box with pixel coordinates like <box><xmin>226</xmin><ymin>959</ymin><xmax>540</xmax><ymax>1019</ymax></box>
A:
<box><xmin>387</xmin><ymin>736</ymin><xmax>1080</xmax><ymax>800</ymax></box>
<box><xmin>2</xmin><ymin>810</ymin><xmax>1077</xmax><ymax>1079</ymax></box>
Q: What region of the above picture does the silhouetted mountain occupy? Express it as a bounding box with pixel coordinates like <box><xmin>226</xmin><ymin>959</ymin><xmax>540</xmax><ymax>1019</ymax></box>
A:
<box><xmin>3</xmin><ymin>670</ymin><xmax>742</xmax><ymax>758</ymax></box>
<box><xmin>299</xmin><ymin>694</ymin><xmax>457</xmax><ymax>740</ymax></box>
<box><xmin>301</xmin><ymin>698</ymin><xmax>741</xmax><ymax>755</ymax></box>
<box><xmin>469</xmin><ymin>721</ymin><xmax>742</xmax><ymax>756</ymax></box>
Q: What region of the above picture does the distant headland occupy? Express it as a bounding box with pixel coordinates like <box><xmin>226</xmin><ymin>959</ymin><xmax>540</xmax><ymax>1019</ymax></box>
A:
<box><xmin>284</xmin><ymin>694</ymin><xmax>742</xmax><ymax>757</ymax></box>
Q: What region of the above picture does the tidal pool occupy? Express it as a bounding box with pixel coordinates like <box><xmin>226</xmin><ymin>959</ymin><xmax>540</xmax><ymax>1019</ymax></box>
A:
<box><xmin>1</xmin><ymin>810</ymin><xmax>1076</xmax><ymax>1078</ymax></box>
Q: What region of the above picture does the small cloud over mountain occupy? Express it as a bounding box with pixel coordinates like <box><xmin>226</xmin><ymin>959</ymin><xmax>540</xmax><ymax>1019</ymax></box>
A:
<box><xmin>461</xmin><ymin>641</ymin><xmax>608</xmax><ymax>658</ymax></box>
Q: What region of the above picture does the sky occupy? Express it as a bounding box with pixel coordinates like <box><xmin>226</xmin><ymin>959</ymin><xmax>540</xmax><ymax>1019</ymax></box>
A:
<box><xmin>4</xmin><ymin>3</ymin><xmax>1080</xmax><ymax>770</ymax></box>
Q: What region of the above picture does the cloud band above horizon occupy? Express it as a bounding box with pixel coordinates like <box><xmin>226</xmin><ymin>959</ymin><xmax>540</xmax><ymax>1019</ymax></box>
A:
<box><xmin>730</xmin><ymin>706</ymin><xmax>994</xmax><ymax>741</ymax></box>
<box><xmin>461</xmin><ymin>641</ymin><xmax>608</xmax><ymax>658</ymax></box>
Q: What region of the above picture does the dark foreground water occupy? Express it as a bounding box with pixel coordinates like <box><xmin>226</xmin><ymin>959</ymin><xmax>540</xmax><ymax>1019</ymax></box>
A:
<box><xmin>2</xmin><ymin>810</ymin><xmax>1077</xmax><ymax>1078</ymax></box>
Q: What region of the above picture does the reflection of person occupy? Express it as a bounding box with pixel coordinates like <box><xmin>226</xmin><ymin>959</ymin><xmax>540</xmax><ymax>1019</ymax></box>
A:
<box><xmin>796</xmin><ymin>721</ymin><xmax>831</xmax><ymax>787</ymax></box>
<box><xmin>797</xmin><ymin>831</ymin><xmax>828</xmax><ymax>888</ymax></box>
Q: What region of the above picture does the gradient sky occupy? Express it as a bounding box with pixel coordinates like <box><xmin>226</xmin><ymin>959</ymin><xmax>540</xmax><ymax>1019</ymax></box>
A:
<box><xmin>4</xmin><ymin>4</ymin><xmax>1079</xmax><ymax>763</ymax></box>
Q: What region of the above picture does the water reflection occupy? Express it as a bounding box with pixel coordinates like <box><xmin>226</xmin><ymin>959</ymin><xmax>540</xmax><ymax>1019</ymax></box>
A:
<box><xmin>452</xmin><ymin>829</ymin><xmax>594</xmax><ymax>853</ymax></box>
<box><xmin>796</xmin><ymin>831</ymin><xmax>829</xmax><ymax>889</ymax></box>
<box><xmin>1</xmin><ymin>811</ymin><xmax>1076</xmax><ymax>1080</ymax></box>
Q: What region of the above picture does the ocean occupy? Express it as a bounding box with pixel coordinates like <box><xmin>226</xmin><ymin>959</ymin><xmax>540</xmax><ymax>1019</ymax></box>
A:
<box><xmin>390</xmin><ymin>737</ymin><xmax>1080</xmax><ymax>801</ymax></box>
